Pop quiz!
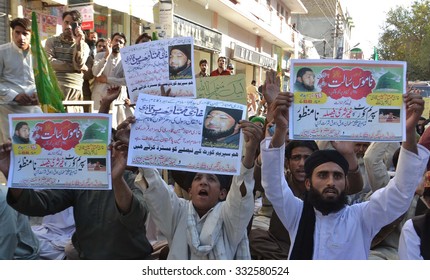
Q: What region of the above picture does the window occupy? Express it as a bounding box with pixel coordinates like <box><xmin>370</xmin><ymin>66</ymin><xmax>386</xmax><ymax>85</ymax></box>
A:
<box><xmin>94</xmin><ymin>4</ymin><xmax>109</xmax><ymax>38</ymax></box>
<box><xmin>111</xmin><ymin>9</ymin><xmax>124</xmax><ymax>34</ymax></box>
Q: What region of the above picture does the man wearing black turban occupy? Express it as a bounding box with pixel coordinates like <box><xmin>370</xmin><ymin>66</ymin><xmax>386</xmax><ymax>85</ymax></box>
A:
<box><xmin>202</xmin><ymin>107</ymin><xmax>242</xmax><ymax>149</ymax></box>
<box><xmin>168</xmin><ymin>44</ymin><xmax>192</xmax><ymax>80</ymax></box>
<box><xmin>261</xmin><ymin>90</ymin><xmax>429</xmax><ymax>260</ymax></box>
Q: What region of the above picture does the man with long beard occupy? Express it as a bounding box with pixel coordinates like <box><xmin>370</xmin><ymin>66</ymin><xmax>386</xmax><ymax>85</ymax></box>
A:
<box><xmin>261</xmin><ymin>91</ymin><xmax>429</xmax><ymax>259</ymax></box>
<box><xmin>202</xmin><ymin>107</ymin><xmax>242</xmax><ymax>149</ymax></box>
<box><xmin>250</xmin><ymin>139</ymin><xmax>364</xmax><ymax>260</ymax></box>
<box><xmin>293</xmin><ymin>67</ymin><xmax>316</xmax><ymax>92</ymax></box>
<box><xmin>12</xmin><ymin>122</ymin><xmax>31</xmax><ymax>144</ymax></box>
<box><xmin>92</xmin><ymin>32</ymin><xmax>130</xmax><ymax>128</ymax></box>
<box><xmin>168</xmin><ymin>45</ymin><xmax>192</xmax><ymax>80</ymax></box>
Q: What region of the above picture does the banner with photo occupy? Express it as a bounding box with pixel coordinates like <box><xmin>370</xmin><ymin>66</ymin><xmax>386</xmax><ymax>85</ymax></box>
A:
<box><xmin>128</xmin><ymin>94</ymin><xmax>246</xmax><ymax>175</ymax></box>
<box><xmin>120</xmin><ymin>36</ymin><xmax>195</xmax><ymax>103</ymax></box>
<box><xmin>8</xmin><ymin>114</ymin><xmax>112</xmax><ymax>190</ymax></box>
<box><xmin>289</xmin><ymin>59</ymin><xmax>407</xmax><ymax>142</ymax></box>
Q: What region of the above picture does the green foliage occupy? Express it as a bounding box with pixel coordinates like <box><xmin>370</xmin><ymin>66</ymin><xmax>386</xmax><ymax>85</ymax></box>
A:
<box><xmin>378</xmin><ymin>0</ymin><xmax>430</xmax><ymax>81</ymax></box>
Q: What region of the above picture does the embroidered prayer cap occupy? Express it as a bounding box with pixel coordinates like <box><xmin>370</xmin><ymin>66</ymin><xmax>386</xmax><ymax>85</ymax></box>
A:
<box><xmin>304</xmin><ymin>149</ymin><xmax>349</xmax><ymax>178</ymax></box>
<box><xmin>171</xmin><ymin>170</ymin><xmax>232</xmax><ymax>192</ymax></box>
<box><xmin>249</xmin><ymin>115</ymin><xmax>266</xmax><ymax>127</ymax></box>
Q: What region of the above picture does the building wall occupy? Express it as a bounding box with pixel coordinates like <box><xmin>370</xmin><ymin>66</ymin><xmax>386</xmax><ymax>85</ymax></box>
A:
<box><xmin>5</xmin><ymin>0</ymin><xmax>282</xmax><ymax>88</ymax></box>
<box><xmin>174</xmin><ymin>1</ymin><xmax>212</xmax><ymax>29</ymax></box>
<box><xmin>174</xmin><ymin>0</ymin><xmax>276</xmax><ymax>85</ymax></box>
<box><xmin>295</xmin><ymin>15</ymin><xmax>334</xmax><ymax>58</ymax></box>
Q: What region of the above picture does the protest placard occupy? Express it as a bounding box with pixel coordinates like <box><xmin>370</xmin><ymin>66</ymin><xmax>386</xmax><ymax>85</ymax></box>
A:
<box><xmin>196</xmin><ymin>73</ymin><xmax>247</xmax><ymax>106</ymax></box>
<box><xmin>8</xmin><ymin>113</ymin><xmax>112</xmax><ymax>190</ymax></box>
<box><xmin>128</xmin><ymin>94</ymin><xmax>246</xmax><ymax>175</ymax></box>
<box><xmin>120</xmin><ymin>36</ymin><xmax>195</xmax><ymax>103</ymax></box>
<box><xmin>290</xmin><ymin>59</ymin><xmax>406</xmax><ymax>142</ymax></box>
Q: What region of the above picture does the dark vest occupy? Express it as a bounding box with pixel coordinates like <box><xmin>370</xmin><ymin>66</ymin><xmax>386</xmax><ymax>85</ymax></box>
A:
<box><xmin>411</xmin><ymin>211</ymin><xmax>430</xmax><ymax>260</ymax></box>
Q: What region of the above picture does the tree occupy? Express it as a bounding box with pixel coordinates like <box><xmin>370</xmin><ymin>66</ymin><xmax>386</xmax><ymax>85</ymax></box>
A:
<box><xmin>378</xmin><ymin>0</ymin><xmax>430</xmax><ymax>81</ymax></box>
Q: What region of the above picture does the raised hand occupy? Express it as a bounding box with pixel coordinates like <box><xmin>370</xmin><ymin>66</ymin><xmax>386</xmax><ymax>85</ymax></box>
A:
<box><xmin>404</xmin><ymin>90</ymin><xmax>424</xmax><ymax>133</ymax></box>
<box><xmin>403</xmin><ymin>90</ymin><xmax>424</xmax><ymax>154</ymax></box>
<box><xmin>109</xmin><ymin>141</ymin><xmax>128</xmax><ymax>182</ymax></box>
<box><xmin>272</xmin><ymin>92</ymin><xmax>293</xmax><ymax>130</ymax></box>
<box><xmin>108</xmin><ymin>139</ymin><xmax>133</xmax><ymax>214</ymax></box>
<box><xmin>74</xmin><ymin>25</ymin><xmax>85</xmax><ymax>42</ymax></box>
<box><xmin>104</xmin><ymin>38</ymin><xmax>112</xmax><ymax>59</ymax></box>
<box><xmin>105</xmin><ymin>85</ymin><xmax>121</xmax><ymax>102</ymax></box>
<box><xmin>331</xmin><ymin>141</ymin><xmax>358</xmax><ymax>171</ymax></box>
<box><xmin>331</xmin><ymin>141</ymin><xmax>355</xmax><ymax>157</ymax></box>
<box><xmin>239</xmin><ymin>120</ymin><xmax>264</xmax><ymax>169</ymax></box>
<box><xmin>270</xmin><ymin>92</ymin><xmax>293</xmax><ymax>148</ymax></box>
<box><xmin>98</xmin><ymin>85</ymin><xmax>121</xmax><ymax>114</ymax></box>
<box><xmin>263</xmin><ymin>69</ymin><xmax>281</xmax><ymax>105</ymax></box>
<box><xmin>114</xmin><ymin>116</ymin><xmax>136</xmax><ymax>145</ymax></box>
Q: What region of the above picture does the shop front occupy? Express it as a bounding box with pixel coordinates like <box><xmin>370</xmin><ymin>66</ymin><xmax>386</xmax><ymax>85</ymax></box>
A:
<box><xmin>4</xmin><ymin>0</ymin><xmax>155</xmax><ymax>47</ymax></box>
<box><xmin>0</xmin><ymin>1</ymin><xmax>9</xmax><ymax>45</ymax></box>
<box><xmin>231</xmin><ymin>44</ymin><xmax>277</xmax><ymax>87</ymax></box>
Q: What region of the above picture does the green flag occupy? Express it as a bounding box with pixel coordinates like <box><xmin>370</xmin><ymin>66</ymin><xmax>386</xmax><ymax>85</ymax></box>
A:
<box><xmin>373</xmin><ymin>46</ymin><xmax>379</xmax><ymax>61</ymax></box>
<box><xmin>31</xmin><ymin>12</ymin><xmax>65</xmax><ymax>113</ymax></box>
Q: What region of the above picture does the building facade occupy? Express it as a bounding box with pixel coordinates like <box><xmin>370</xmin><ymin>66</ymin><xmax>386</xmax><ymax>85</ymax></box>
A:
<box><xmin>293</xmin><ymin>0</ymin><xmax>355</xmax><ymax>59</ymax></box>
<box><xmin>3</xmin><ymin>0</ymin><xmax>310</xmax><ymax>88</ymax></box>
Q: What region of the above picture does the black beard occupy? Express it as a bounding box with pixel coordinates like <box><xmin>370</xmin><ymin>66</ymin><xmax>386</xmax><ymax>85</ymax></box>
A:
<box><xmin>86</xmin><ymin>40</ymin><xmax>95</xmax><ymax>47</ymax></box>
<box><xmin>307</xmin><ymin>185</ymin><xmax>347</xmax><ymax>215</ymax></box>
<box><xmin>203</xmin><ymin>125</ymin><xmax>236</xmax><ymax>141</ymax></box>
<box><xmin>16</xmin><ymin>135</ymin><xmax>30</xmax><ymax>144</ymax></box>
<box><xmin>302</xmin><ymin>83</ymin><xmax>315</xmax><ymax>91</ymax></box>
<box><xmin>112</xmin><ymin>46</ymin><xmax>120</xmax><ymax>53</ymax></box>
<box><xmin>169</xmin><ymin>63</ymin><xmax>188</xmax><ymax>75</ymax></box>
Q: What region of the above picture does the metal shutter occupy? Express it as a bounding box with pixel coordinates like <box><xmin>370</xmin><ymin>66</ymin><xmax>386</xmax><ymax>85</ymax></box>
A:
<box><xmin>0</xmin><ymin>1</ymin><xmax>9</xmax><ymax>45</ymax></box>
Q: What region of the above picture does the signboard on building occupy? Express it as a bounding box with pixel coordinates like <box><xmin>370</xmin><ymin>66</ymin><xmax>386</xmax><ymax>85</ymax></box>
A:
<box><xmin>232</xmin><ymin>45</ymin><xmax>277</xmax><ymax>69</ymax></box>
<box><xmin>173</xmin><ymin>15</ymin><xmax>222</xmax><ymax>52</ymax></box>
<box><xmin>74</xmin><ymin>5</ymin><xmax>95</xmax><ymax>30</ymax></box>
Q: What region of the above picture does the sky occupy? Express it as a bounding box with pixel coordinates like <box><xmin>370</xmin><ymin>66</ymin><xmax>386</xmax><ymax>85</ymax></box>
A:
<box><xmin>342</xmin><ymin>0</ymin><xmax>414</xmax><ymax>58</ymax></box>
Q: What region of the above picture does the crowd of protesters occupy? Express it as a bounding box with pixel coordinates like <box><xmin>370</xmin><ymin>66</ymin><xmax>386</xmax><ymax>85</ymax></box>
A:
<box><xmin>1</xmin><ymin>11</ymin><xmax>430</xmax><ymax>260</ymax></box>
